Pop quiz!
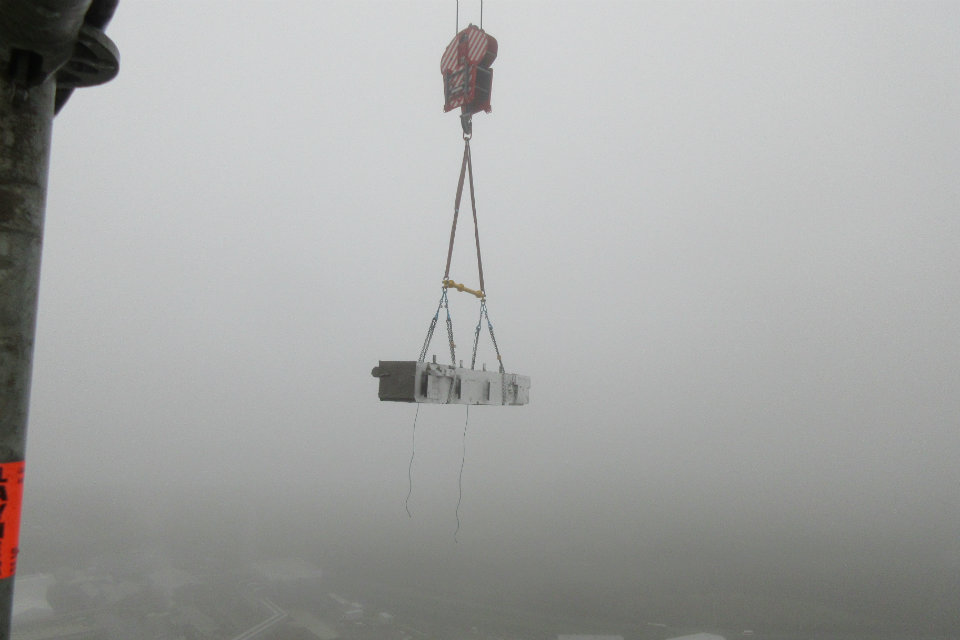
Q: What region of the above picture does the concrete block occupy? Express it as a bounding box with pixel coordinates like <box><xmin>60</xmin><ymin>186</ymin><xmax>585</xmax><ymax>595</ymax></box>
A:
<box><xmin>371</xmin><ymin>360</ymin><xmax>530</xmax><ymax>406</ymax></box>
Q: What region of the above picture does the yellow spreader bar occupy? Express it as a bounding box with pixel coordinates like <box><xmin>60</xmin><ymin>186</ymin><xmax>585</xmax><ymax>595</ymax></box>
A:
<box><xmin>443</xmin><ymin>279</ymin><xmax>485</xmax><ymax>299</ymax></box>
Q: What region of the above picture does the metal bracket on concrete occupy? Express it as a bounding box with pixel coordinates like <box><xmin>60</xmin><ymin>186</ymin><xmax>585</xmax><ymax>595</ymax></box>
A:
<box><xmin>372</xmin><ymin>360</ymin><xmax>530</xmax><ymax>406</ymax></box>
<box><xmin>55</xmin><ymin>24</ymin><xmax>120</xmax><ymax>90</ymax></box>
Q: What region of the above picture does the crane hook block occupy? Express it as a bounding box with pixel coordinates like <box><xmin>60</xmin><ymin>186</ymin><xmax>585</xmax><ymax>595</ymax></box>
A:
<box><xmin>441</xmin><ymin>24</ymin><xmax>498</xmax><ymax>115</ymax></box>
<box><xmin>372</xmin><ymin>361</ymin><xmax>529</xmax><ymax>406</ymax></box>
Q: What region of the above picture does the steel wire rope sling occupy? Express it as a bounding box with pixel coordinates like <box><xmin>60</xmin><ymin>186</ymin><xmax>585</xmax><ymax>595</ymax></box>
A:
<box><xmin>371</xmin><ymin>21</ymin><xmax>529</xmax><ymax>408</ymax></box>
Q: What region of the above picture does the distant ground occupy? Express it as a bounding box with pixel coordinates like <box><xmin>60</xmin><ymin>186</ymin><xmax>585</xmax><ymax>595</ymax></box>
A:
<box><xmin>15</xmin><ymin>486</ymin><xmax>959</xmax><ymax>639</ymax></box>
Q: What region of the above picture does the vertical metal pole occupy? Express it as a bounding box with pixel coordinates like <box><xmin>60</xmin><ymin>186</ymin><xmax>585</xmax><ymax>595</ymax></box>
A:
<box><xmin>0</xmin><ymin>72</ymin><xmax>55</xmax><ymax>640</ymax></box>
<box><xmin>0</xmin><ymin>3</ymin><xmax>117</xmax><ymax>635</ymax></box>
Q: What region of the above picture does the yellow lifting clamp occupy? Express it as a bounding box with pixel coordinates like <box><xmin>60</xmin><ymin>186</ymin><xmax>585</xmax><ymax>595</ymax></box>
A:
<box><xmin>443</xmin><ymin>279</ymin><xmax>484</xmax><ymax>299</ymax></box>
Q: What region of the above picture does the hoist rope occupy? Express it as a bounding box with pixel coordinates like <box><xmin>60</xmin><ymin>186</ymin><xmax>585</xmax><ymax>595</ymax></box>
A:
<box><xmin>456</xmin><ymin>0</ymin><xmax>484</xmax><ymax>32</ymax></box>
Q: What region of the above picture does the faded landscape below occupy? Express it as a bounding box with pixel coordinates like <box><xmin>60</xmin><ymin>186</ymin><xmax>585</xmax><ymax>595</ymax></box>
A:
<box><xmin>16</xmin><ymin>483</ymin><xmax>959</xmax><ymax>638</ymax></box>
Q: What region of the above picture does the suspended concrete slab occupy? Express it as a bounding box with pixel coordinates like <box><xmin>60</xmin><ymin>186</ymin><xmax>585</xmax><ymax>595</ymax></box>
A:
<box><xmin>372</xmin><ymin>360</ymin><xmax>530</xmax><ymax>406</ymax></box>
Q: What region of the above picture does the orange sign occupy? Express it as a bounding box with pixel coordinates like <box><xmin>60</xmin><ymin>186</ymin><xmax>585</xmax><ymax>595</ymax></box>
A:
<box><xmin>0</xmin><ymin>461</ymin><xmax>25</xmax><ymax>579</ymax></box>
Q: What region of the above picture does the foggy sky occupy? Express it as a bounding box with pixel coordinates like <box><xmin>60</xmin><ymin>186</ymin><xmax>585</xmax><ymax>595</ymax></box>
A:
<box><xmin>18</xmin><ymin>1</ymin><xmax>960</xmax><ymax>633</ymax></box>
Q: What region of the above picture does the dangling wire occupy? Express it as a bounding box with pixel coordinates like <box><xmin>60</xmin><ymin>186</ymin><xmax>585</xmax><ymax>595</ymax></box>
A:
<box><xmin>405</xmin><ymin>403</ymin><xmax>420</xmax><ymax>517</ymax></box>
<box><xmin>454</xmin><ymin>405</ymin><xmax>469</xmax><ymax>542</ymax></box>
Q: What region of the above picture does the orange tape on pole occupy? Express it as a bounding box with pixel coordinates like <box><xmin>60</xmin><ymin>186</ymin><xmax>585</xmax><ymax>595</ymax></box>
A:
<box><xmin>0</xmin><ymin>461</ymin><xmax>25</xmax><ymax>579</ymax></box>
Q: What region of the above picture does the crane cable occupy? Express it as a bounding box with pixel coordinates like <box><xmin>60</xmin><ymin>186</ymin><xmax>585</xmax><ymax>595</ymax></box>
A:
<box><xmin>456</xmin><ymin>0</ymin><xmax>483</xmax><ymax>34</ymax></box>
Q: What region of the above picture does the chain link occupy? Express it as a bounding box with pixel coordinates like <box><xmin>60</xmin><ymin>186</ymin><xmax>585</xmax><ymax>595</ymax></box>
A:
<box><xmin>419</xmin><ymin>289</ymin><xmax>451</xmax><ymax>363</ymax></box>
<box><xmin>467</xmin><ymin>299</ymin><xmax>506</xmax><ymax>372</ymax></box>
<box><xmin>418</xmin><ymin>314</ymin><xmax>438</xmax><ymax>363</ymax></box>
<box><xmin>487</xmin><ymin>314</ymin><xmax>504</xmax><ymax>373</ymax></box>
<box><xmin>465</xmin><ymin>298</ymin><xmax>509</xmax><ymax>404</ymax></box>
<box><xmin>470</xmin><ymin>302</ymin><xmax>483</xmax><ymax>370</ymax></box>
<box><xmin>484</xmin><ymin>302</ymin><xmax>507</xmax><ymax>404</ymax></box>
<box><xmin>445</xmin><ymin>299</ymin><xmax>457</xmax><ymax>366</ymax></box>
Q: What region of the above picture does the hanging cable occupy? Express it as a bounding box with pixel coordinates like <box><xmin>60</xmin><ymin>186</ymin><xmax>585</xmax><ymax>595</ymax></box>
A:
<box><xmin>454</xmin><ymin>405</ymin><xmax>469</xmax><ymax>542</ymax></box>
<box><xmin>457</xmin><ymin>0</ymin><xmax>484</xmax><ymax>32</ymax></box>
<box><xmin>405</xmin><ymin>403</ymin><xmax>420</xmax><ymax>517</ymax></box>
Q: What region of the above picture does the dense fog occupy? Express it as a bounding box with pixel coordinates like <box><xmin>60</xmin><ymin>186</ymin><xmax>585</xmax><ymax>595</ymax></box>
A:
<box><xmin>15</xmin><ymin>1</ymin><xmax>960</xmax><ymax>637</ymax></box>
